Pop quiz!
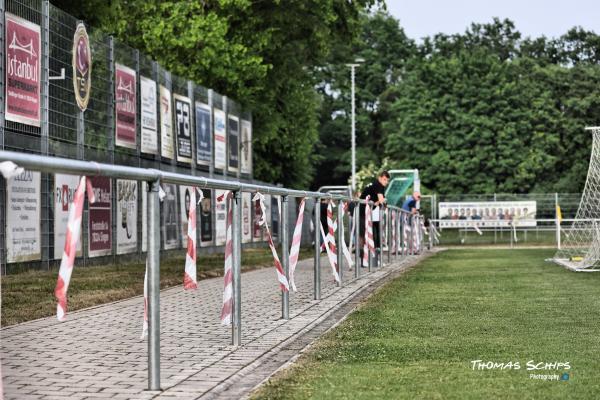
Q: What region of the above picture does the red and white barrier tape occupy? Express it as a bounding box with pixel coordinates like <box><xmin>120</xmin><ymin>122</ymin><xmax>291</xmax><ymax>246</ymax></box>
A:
<box><xmin>0</xmin><ymin>161</ymin><xmax>23</xmax><ymax>178</ymax></box>
<box><xmin>219</xmin><ymin>191</ymin><xmax>234</xmax><ymax>324</ymax></box>
<box><xmin>289</xmin><ymin>198</ymin><xmax>306</xmax><ymax>291</ymax></box>
<box><xmin>184</xmin><ymin>188</ymin><xmax>203</xmax><ymax>290</ymax></box>
<box><xmin>326</xmin><ymin>200</ymin><xmax>338</xmax><ymax>273</ymax></box>
<box><xmin>55</xmin><ymin>176</ymin><xmax>95</xmax><ymax>321</ymax></box>
<box><xmin>253</xmin><ymin>192</ymin><xmax>290</xmax><ymax>291</ymax></box>
<box><xmin>320</xmin><ymin>223</ymin><xmax>341</xmax><ymax>282</ymax></box>
<box><xmin>363</xmin><ymin>196</ymin><xmax>375</xmax><ymax>267</ymax></box>
<box><xmin>339</xmin><ymin>202</ymin><xmax>354</xmax><ymax>269</ymax></box>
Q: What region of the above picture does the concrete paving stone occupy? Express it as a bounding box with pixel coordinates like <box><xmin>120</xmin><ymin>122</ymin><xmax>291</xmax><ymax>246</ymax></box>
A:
<box><xmin>2</xmin><ymin>253</ymin><xmax>430</xmax><ymax>400</ymax></box>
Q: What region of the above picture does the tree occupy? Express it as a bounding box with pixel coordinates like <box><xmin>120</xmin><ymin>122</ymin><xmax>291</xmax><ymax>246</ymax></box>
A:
<box><xmin>54</xmin><ymin>0</ymin><xmax>380</xmax><ymax>188</ymax></box>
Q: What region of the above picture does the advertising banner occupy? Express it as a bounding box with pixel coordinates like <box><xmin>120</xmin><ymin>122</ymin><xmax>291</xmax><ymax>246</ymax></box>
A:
<box><xmin>227</xmin><ymin>115</ymin><xmax>239</xmax><ymax>173</ymax></box>
<box><xmin>200</xmin><ymin>189</ymin><xmax>213</xmax><ymax>246</ymax></box>
<box><xmin>242</xmin><ymin>192</ymin><xmax>252</xmax><ymax>243</ymax></box>
<box><xmin>72</xmin><ymin>23</ymin><xmax>91</xmax><ymax>112</ymax></box>
<box><xmin>240</xmin><ymin>119</ymin><xmax>252</xmax><ymax>175</ymax></box>
<box><xmin>115</xmin><ymin>63</ymin><xmax>137</xmax><ymax>149</ymax></box>
<box><xmin>140</xmin><ymin>76</ymin><xmax>158</xmax><ymax>154</ymax></box>
<box><xmin>438</xmin><ymin>201</ymin><xmax>537</xmax><ymax>228</ymax></box>
<box><xmin>88</xmin><ymin>176</ymin><xmax>112</xmax><ymax>257</ymax></box>
<box><xmin>215</xmin><ymin>189</ymin><xmax>227</xmax><ymax>246</ymax></box>
<box><xmin>6</xmin><ymin>170</ymin><xmax>40</xmax><ymax>262</ymax></box>
<box><xmin>142</xmin><ymin>181</ymin><xmax>148</xmax><ymax>252</ymax></box>
<box><xmin>179</xmin><ymin>185</ymin><xmax>193</xmax><ymax>248</ymax></box>
<box><xmin>195</xmin><ymin>102</ymin><xmax>211</xmax><ymax>166</ymax></box>
<box><xmin>5</xmin><ymin>13</ymin><xmax>41</xmax><ymax>127</ymax></box>
<box><xmin>116</xmin><ymin>180</ymin><xmax>138</xmax><ymax>254</ymax></box>
<box><xmin>54</xmin><ymin>174</ymin><xmax>82</xmax><ymax>259</ymax></box>
<box><xmin>159</xmin><ymin>85</ymin><xmax>174</xmax><ymax>159</ymax></box>
<box><xmin>162</xmin><ymin>183</ymin><xmax>179</xmax><ymax>249</ymax></box>
<box><xmin>214</xmin><ymin>109</ymin><xmax>227</xmax><ymax>170</ymax></box>
<box><xmin>174</xmin><ymin>94</ymin><xmax>192</xmax><ymax>164</ymax></box>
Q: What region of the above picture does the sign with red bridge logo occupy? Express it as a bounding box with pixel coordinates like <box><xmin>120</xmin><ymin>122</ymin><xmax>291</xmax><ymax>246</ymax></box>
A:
<box><xmin>5</xmin><ymin>13</ymin><xmax>41</xmax><ymax>127</ymax></box>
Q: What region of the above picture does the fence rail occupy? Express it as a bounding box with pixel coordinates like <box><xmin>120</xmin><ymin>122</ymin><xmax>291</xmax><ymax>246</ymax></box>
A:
<box><xmin>0</xmin><ymin>149</ymin><xmax>428</xmax><ymax>391</ymax></box>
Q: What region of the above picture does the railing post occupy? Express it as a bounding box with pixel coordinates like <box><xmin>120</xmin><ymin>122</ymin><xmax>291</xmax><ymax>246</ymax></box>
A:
<box><xmin>281</xmin><ymin>195</ymin><xmax>289</xmax><ymax>319</ymax></box>
<box><xmin>378</xmin><ymin>206</ymin><xmax>383</xmax><ymax>268</ymax></box>
<box><xmin>232</xmin><ymin>190</ymin><xmax>242</xmax><ymax>344</ymax></box>
<box><xmin>410</xmin><ymin>216</ymin><xmax>415</xmax><ymax>255</ymax></box>
<box><xmin>386</xmin><ymin>207</ymin><xmax>391</xmax><ymax>265</ymax></box>
<box><xmin>354</xmin><ymin>203</ymin><xmax>360</xmax><ymax>279</ymax></box>
<box><xmin>314</xmin><ymin>198</ymin><xmax>321</xmax><ymax>300</ymax></box>
<box><xmin>147</xmin><ymin>180</ymin><xmax>161</xmax><ymax>391</ymax></box>
<box><xmin>368</xmin><ymin>201</ymin><xmax>373</xmax><ymax>272</ymax></box>
<box><xmin>555</xmin><ymin>192</ymin><xmax>561</xmax><ymax>249</ymax></box>
<box><xmin>395</xmin><ymin>211</ymin><xmax>399</xmax><ymax>259</ymax></box>
<box><xmin>337</xmin><ymin>199</ymin><xmax>344</xmax><ymax>286</ymax></box>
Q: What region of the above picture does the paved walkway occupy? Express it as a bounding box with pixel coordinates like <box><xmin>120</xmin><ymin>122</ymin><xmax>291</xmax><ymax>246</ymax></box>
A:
<box><xmin>1</xmin><ymin>252</ymin><xmax>432</xmax><ymax>400</ymax></box>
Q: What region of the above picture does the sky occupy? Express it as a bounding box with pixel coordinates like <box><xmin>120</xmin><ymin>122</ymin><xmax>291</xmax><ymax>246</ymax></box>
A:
<box><xmin>385</xmin><ymin>0</ymin><xmax>599</xmax><ymax>40</ymax></box>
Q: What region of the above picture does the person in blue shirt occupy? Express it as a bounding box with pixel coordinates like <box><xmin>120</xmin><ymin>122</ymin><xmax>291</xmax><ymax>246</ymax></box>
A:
<box><xmin>401</xmin><ymin>191</ymin><xmax>421</xmax><ymax>214</ymax></box>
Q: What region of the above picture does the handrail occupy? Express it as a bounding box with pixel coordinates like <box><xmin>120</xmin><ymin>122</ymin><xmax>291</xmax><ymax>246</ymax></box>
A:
<box><xmin>0</xmin><ymin>150</ymin><xmax>411</xmax><ymax>214</ymax></box>
<box><xmin>0</xmin><ymin>149</ymin><xmax>425</xmax><ymax>392</ymax></box>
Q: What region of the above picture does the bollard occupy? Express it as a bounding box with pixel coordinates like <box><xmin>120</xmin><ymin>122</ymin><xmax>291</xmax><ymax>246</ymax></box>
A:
<box><xmin>354</xmin><ymin>204</ymin><xmax>360</xmax><ymax>279</ymax></box>
<box><xmin>232</xmin><ymin>191</ymin><xmax>242</xmax><ymax>345</ymax></box>
<box><xmin>314</xmin><ymin>198</ymin><xmax>321</xmax><ymax>300</ymax></box>
<box><xmin>148</xmin><ymin>180</ymin><xmax>161</xmax><ymax>391</ymax></box>
<box><xmin>281</xmin><ymin>196</ymin><xmax>290</xmax><ymax>319</ymax></box>
<box><xmin>337</xmin><ymin>200</ymin><xmax>344</xmax><ymax>287</ymax></box>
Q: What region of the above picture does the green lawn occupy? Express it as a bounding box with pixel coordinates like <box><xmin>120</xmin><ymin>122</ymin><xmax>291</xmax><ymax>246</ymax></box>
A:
<box><xmin>253</xmin><ymin>249</ymin><xmax>600</xmax><ymax>400</ymax></box>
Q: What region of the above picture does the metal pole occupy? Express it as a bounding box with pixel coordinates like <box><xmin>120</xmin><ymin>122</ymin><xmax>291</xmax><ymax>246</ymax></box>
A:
<box><xmin>0</xmin><ymin>0</ymin><xmax>4</xmax><ymax>152</ymax></box>
<box><xmin>350</xmin><ymin>65</ymin><xmax>356</xmax><ymax>192</ymax></box>
<box><xmin>41</xmin><ymin>1</ymin><xmax>50</xmax><ymax>270</ymax></box>
<box><xmin>281</xmin><ymin>196</ymin><xmax>290</xmax><ymax>319</ymax></box>
<box><xmin>147</xmin><ymin>180</ymin><xmax>161</xmax><ymax>391</ymax></box>
<box><xmin>365</xmin><ymin>205</ymin><xmax>375</xmax><ymax>272</ymax></box>
<box><xmin>314</xmin><ymin>199</ymin><xmax>321</xmax><ymax>300</ymax></box>
<box><xmin>354</xmin><ymin>204</ymin><xmax>360</xmax><ymax>279</ymax></box>
<box><xmin>232</xmin><ymin>191</ymin><xmax>242</xmax><ymax>344</ymax></box>
<box><xmin>555</xmin><ymin>192</ymin><xmax>561</xmax><ymax>249</ymax></box>
<box><xmin>395</xmin><ymin>211</ymin><xmax>399</xmax><ymax>259</ymax></box>
<box><xmin>378</xmin><ymin>207</ymin><xmax>383</xmax><ymax>267</ymax></box>
<box><xmin>337</xmin><ymin>200</ymin><xmax>344</xmax><ymax>286</ymax></box>
<box><xmin>386</xmin><ymin>207</ymin><xmax>391</xmax><ymax>264</ymax></box>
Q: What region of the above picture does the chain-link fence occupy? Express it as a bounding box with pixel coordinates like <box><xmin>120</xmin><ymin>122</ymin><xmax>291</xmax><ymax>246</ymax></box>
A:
<box><xmin>0</xmin><ymin>0</ymin><xmax>278</xmax><ymax>274</ymax></box>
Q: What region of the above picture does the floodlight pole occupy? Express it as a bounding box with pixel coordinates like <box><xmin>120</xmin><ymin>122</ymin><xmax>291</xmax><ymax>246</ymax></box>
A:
<box><xmin>347</xmin><ymin>60</ymin><xmax>363</xmax><ymax>192</ymax></box>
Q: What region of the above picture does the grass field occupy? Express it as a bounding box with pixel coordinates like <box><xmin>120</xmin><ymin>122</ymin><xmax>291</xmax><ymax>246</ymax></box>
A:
<box><xmin>253</xmin><ymin>249</ymin><xmax>600</xmax><ymax>400</ymax></box>
<box><xmin>1</xmin><ymin>247</ymin><xmax>312</xmax><ymax>326</ymax></box>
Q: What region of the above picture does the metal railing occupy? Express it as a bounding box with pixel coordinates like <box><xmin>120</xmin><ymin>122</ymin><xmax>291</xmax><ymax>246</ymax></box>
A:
<box><xmin>0</xmin><ymin>149</ymin><xmax>429</xmax><ymax>391</ymax></box>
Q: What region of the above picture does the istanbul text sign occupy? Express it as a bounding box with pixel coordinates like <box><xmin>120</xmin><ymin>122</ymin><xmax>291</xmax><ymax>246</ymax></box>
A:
<box><xmin>5</xmin><ymin>13</ymin><xmax>41</xmax><ymax>127</ymax></box>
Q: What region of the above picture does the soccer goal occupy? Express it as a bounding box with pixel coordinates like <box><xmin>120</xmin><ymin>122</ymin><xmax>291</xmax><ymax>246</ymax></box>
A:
<box><xmin>553</xmin><ymin>127</ymin><xmax>600</xmax><ymax>271</ymax></box>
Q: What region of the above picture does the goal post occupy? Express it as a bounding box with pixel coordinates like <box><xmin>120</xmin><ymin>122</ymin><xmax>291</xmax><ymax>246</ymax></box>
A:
<box><xmin>553</xmin><ymin>127</ymin><xmax>600</xmax><ymax>271</ymax></box>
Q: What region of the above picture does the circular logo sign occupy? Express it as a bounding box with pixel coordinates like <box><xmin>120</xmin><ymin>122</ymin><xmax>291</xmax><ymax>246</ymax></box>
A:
<box><xmin>72</xmin><ymin>23</ymin><xmax>91</xmax><ymax>111</ymax></box>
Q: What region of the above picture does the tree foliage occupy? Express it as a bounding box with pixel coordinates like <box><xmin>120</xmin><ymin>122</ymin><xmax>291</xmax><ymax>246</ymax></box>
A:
<box><xmin>381</xmin><ymin>18</ymin><xmax>600</xmax><ymax>194</ymax></box>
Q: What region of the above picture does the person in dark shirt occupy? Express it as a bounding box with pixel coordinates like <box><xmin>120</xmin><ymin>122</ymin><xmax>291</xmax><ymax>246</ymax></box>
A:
<box><xmin>359</xmin><ymin>171</ymin><xmax>390</xmax><ymax>265</ymax></box>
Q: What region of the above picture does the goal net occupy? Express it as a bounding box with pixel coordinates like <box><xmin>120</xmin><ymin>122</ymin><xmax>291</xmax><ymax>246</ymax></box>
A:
<box><xmin>553</xmin><ymin>127</ymin><xmax>600</xmax><ymax>271</ymax></box>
